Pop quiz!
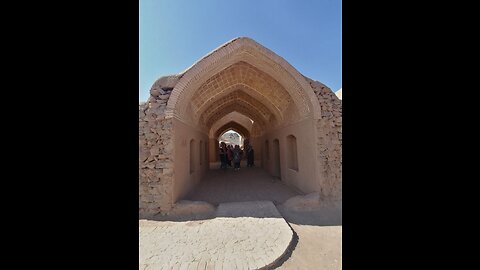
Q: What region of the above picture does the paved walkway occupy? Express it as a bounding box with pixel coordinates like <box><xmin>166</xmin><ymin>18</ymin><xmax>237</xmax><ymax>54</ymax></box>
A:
<box><xmin>186</xmin><ymin>167</ymin><xmax>301</xmax><ymax>205</ymax></box>
<box><xmin>139</xmin><ymin>201</ymin><xmax>293</xmax><ymax>270</ymax></box>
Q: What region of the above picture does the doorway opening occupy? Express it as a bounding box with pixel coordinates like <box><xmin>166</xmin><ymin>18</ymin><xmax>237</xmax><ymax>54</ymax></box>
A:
<box><xmin>218</xmin><ymin>130</ymin><xmax>244</xmax><ymax>149</ymax></box>
<box><xmin>273</xmin><ymin>139</ymin><xmax>281</xmax><ymax>180</ymax></box>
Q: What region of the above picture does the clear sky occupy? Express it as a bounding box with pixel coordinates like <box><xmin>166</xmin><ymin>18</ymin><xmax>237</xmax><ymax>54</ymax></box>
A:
<box><xmin>139</xmin><ymin>0</ymin><xmax>342</xmax><ymax>102</ymax></box>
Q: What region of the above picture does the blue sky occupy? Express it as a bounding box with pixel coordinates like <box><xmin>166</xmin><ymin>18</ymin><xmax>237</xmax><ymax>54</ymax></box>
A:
<box><xmin>140</xmin><ymin>0</ymin><xmax>341</xmax><ymax>102</ymax></box>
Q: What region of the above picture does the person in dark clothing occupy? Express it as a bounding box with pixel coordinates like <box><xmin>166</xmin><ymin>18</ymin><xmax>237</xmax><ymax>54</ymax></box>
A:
<box><xmin>219</xmin><ymin>142</ymin><xmax>227</xmax><ymax>169</ymax></box>
<box><xmin>246</xmin><ymin>145</ymin><xmax>255</xmax><ymax>167</ymax></box>
<box><xmin>226</xmin><ymin>145</ymin><xmax>233</xmax><ymax>167</ymax></box>
<box><xmin>233</xmin><ymin>145</ymin><xmax>243</xmax><ymax>171</ymax></box>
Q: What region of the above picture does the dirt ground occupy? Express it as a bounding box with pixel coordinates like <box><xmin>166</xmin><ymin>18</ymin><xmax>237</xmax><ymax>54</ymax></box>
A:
<box><xmin>186</xmin><ymin>166</ymin><xmax>301</xmax><ymax>206</ymax></box>
<box><xmin>276</xmin><ymin>223</ymin><xmax>341</xmax><ymax>270</ymax></box>
<box><xmin>274</xmin><ymin>205</ymin><xmax>342</xmax><ymax>270</ymax></box>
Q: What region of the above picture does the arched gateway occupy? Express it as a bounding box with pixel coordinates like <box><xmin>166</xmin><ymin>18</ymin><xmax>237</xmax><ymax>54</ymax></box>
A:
<box><xmin>139</xmin><ymin>37</ymin><xmax>342</xmax><ymax>218</ymax></box>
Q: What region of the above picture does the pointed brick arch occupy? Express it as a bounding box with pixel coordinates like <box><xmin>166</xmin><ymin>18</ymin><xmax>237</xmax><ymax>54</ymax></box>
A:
<box><xmin>166</xmin><ymin>37</ymin><xmax>322</xmax><ymax>124</ymax></box>
<box><xmin>209</xmin><ymin>112</ymin><xmax>253</xmax><ymax>138</ymax></box>
<box><xmin>204</xmin><ymin>102</ymin><xmax>268</xmax><ymax>129</ymax></box>
<box><xmin>214</xmin><ymin>121</ymin><xmax>251</xmax><ymax>140</ymax></box>
<box><xmin>192</xmin><ymin>61</ymin><xmax>288</xmax><ymax>123</ymax></box>
<box><xmin>200</xmin><ymin>90</ymin><xmax>274</xmax><ymax>128</ymax></box>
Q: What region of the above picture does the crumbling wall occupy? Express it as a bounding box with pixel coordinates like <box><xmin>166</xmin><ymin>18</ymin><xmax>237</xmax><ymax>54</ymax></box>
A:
<box><xmin>139</xmin><ymin>76</ymin><xmax>179</xmax><ymax>218</ymax></box>
<box><xmin>307</xmin><ymin>78</ymin><xmax>342</xmax><ymax>201</ymax></box>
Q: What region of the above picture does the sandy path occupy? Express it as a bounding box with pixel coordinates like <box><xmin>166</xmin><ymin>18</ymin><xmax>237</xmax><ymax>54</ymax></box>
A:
<box><xmin>276</xmin><ymin>224</ymin><xmax>342</xmax><ymax>270</ymax></box>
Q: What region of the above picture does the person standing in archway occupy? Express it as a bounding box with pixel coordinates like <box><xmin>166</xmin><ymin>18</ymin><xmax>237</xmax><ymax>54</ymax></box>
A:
<box><xmin>219</xmin><ymin>142</ymin><xmax>227</xmax><ymax>169</ymax></box>
<box><xmin>246</xmin><ymin>144</ymin><xmax>255</xmax><ymax>167</ymax></box>
<box><xmin>233</xmin><ymin>145</ymin><xmax>243</xmax><ymax>171</ymax></box>
<box><xmin>226</xmin><ymin>145</ymin><xmax>233</xmax><ymax>167</ymax></box>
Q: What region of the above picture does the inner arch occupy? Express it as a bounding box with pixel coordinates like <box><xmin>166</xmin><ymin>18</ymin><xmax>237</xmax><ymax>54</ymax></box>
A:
<box><xmin>192</xmin><ymin>61</ymin><xmax>289</xmax><ymax>123</ymax></box>
<box><xmin>214</xmin><ymin>121</ymin><xmax>251</xmax><ymax>140</ymax></box>
<box><xmin>201</xmin><ymin>90</ymin><xmax>274</xmax><ymax>129</ymax></box>
<box><xmin>209</xmin><ymin>112</ymin><xmax>254</xmax><ymax>138</ymax></box>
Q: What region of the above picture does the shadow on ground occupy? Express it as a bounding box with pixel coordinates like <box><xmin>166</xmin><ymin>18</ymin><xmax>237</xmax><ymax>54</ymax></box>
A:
<box><xmin>142</xmin><ymin>167</ymin><xmax>341</xmax><ymax>226</ymax></box>
<box><xmin>277</xmin><ymin>205</ymin><xmax>342</xmax><ymax>226</ymax></box>
<box><xmin>142</xmin><ymin>200</ymin><xmax>341</xmax><ymax>227</ymax></box>
<box><xmin>186</xmin><ymin>166</ymin><xmax>302</xmax><ymax>206</ymax></box>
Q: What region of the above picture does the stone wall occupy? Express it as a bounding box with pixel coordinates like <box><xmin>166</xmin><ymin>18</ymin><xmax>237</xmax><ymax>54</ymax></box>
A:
<box><xmin>139</xmin><ymin>76</ymin><xmax>179</xmax><ymax>218</ymax></box>
<box><xmin>307</xmin><ymin>78</ymin><xmax>342</xmax><ymax>201</ymax></box>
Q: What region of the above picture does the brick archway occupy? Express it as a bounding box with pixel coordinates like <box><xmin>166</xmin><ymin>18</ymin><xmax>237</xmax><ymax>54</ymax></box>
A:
<box><xmin>165</xmin><ymin>37</ymin><xmax>322</xmax><ymax>125</ymax></box>
<box><xmin>140</xmin><ymin>37</ymin><xmax>341</xmax><ymax>218</ymax></box>
<box><xmin>209</xmin><ymin>112</ymin><xmax>253</xmax><ymax>138</ymax></box>
<box><xmin>215</xmin><ymin>121</ymin><xmax>250</xmax><ymax>141</ymax></box>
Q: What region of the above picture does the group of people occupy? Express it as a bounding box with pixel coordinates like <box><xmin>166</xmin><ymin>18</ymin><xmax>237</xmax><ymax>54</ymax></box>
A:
<box><xmin>219</xmin><ymin>142</ymin><xmax>254</xmax><ymax>171</ymax></box>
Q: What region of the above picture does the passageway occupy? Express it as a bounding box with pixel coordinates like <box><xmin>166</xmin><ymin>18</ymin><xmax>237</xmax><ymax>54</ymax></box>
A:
<box><xmin>170</xmin><ymin>55</ymin><xmax>324</xmax><ymax>205</ymax></box>
<box><xmin>186</xmin><ymin>165</ymin><xmax>301</xmax><ymax>205</ymax></box>
<box><xmin>140</xmin><ymin>38</ymin><xmax>341</xmax><ymax>217</ymax></box>
<box><xmin>167</xmin><ymin>43</ymin><xmax>326</xmax><ymax>206</ymax></box>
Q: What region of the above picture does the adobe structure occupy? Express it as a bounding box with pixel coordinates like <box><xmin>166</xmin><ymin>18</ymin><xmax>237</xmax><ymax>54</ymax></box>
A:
<box><xmin>139</xmin><ymin>37</ymin><xmax>342</xmax><ymax>218</ymax></box>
